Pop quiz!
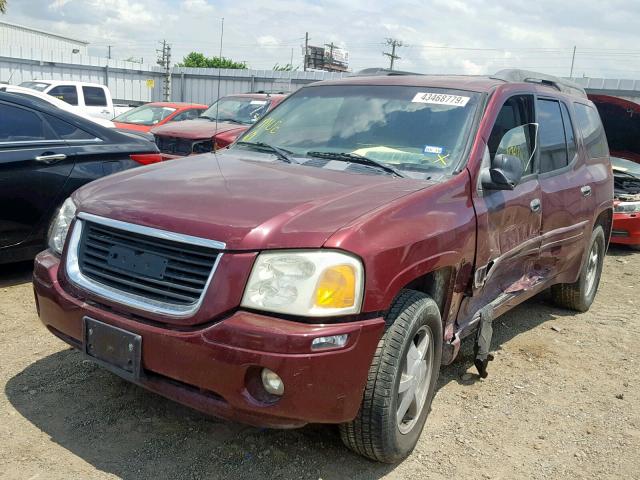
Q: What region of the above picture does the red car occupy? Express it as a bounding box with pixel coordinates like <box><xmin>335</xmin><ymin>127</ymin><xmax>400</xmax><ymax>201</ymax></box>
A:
<box><xmin>113</xmin><ymin>102</ymin><xmax>208</xmax><ymax>133</ymax></box>
<box><xmin>611</xmin><ymin>156</ymin><xmax>640</xmax><ymax>249</ymax></box>
<box><xmin>34</xmin><ymin>70</ymin><xmax>613</xmax><ymax>463</ymax></box>
<box><xmin>151</xmin><ymin>93</ymin><xmax>286</xmax><ymax>160</ymax></box>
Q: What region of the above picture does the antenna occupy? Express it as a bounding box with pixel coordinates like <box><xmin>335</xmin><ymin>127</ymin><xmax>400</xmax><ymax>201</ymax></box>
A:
<box><xmin>213</xmin><ymin>17</ymin><xmax>225</xmax><ymax>146</ymax></box>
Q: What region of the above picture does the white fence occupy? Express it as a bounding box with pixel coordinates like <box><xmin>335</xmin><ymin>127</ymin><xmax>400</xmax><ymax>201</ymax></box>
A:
<box><xmin>0</xmin><ymin>48</ymin><xmax>346</xmax><ymax>105</ymax></box>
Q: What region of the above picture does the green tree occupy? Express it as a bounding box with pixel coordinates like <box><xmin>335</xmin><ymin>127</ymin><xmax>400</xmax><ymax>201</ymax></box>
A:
<box><xmin>177</xmin><ymin>52</ymin><xmax>247</xmax><ymax>69</ymax></box>
<box><xmin>0</xmin><ymin>0</ymin><xmax>7</xmax><ymax>14</ymax></box>
<box><xmin>273</xmin><ymin>63</ymin><xmax>299</xmax><ymax>71</ymax></box>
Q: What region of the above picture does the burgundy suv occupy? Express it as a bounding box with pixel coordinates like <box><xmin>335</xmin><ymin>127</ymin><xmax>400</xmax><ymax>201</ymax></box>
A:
<box><xmin>33</xmin><ymin>69</ymin><xmax>613</xmax><ymax>463</ymax></box>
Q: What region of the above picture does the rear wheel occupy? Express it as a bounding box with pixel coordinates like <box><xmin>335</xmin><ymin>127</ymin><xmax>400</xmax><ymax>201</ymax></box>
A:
<box><xmin>339</xmin><ymin>290</ymin><xmax>442</xmax><ymax>463</ymax></box>
<box><xmin>551</xmin><ymin>226</ymin><xmax>605</xmax><ymax>312</ymax></box>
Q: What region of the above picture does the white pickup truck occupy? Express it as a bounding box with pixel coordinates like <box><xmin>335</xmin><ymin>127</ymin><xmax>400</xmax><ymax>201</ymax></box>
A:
<box><xmin>19</xmin><ymin>80</ymin><xmax>133</xmax><ymax>120</ymax></box>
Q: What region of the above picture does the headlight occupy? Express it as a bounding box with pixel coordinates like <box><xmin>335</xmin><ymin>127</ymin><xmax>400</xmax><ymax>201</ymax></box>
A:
<box><xmin>241</xmin><ymin>250</ymin><xmax>364</xmax><ymax>317</ymax></box>
<box><xmin>48</xmin><ymin>197</ymin><xmax>77</xmax><ymax>255</ymax></box>
<box><xmin>615</xmin><ymin>201</ymin><xmax>640</xmax><ymax>214</ymax></box>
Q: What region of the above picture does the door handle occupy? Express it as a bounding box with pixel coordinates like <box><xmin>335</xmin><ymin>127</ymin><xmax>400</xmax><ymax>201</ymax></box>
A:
<box><xmin>530</xmin><ymin>198</ymin><xmax>542</xmax><ymax>213</ymax></box>
<box><xmin>581</xmin><ymin>185</ymin><xmax>592</xmax><ymax>197</ymax></box>
<box><xmin>35</xmin><ymin>153</ymin><xmax>67</xmax><ymax>164</ymax></box>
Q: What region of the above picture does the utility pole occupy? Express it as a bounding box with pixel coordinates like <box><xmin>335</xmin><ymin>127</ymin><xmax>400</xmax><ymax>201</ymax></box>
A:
<box><xmin>107</xmin><ymin>45</ymin><xmax>112</xmax><ymax>60</ymax></box>
<box><xmin>569</xmin><ymin>45</ymin><xmax>576</xmax><ymax>79</ymax></box>
<box><xmin>383</xmin><ymin>38</ymin><xmax>403</xmax><ymax>70</ymax></box>
<box><xmin>156</xmin><ymin>40</ymin><xmax>172</xmax><ymax>101</ymax></box>
<box><xmin>304</xmin><ymin>32</ymin><xmax>309</xmax><ymax>71</ymax></box>
<box><xmin>324</xmin><ymin>42</ymin><xmax>336</xmax><ymax>71</ymax></box>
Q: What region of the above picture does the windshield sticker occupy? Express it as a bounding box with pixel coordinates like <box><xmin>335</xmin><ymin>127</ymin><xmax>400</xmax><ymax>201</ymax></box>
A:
<box><xmin>423</xmin><ymin>145</ymin><xmax>444</xmax><ymax>155</ymax></box>
<box><xmin>433</xmin><ymin>153</ymin><xmax>450</xmax><ymax>166</ymax></box>
<box><xmin>249</xmin><ymin>100</ymin><xmax>268</xmax><ymax>105</ymax></box>
<box><xmin>412</xmin><ymin>92</ymin><xmax>470</xmax><ymax>107</ymax></box>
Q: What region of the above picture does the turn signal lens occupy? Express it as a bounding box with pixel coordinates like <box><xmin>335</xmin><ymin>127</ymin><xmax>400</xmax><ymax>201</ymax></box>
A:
<box><xmin>130</xmin><ymin>153</ymin><xmax>162</xmax><ymax>165</ymax></box>
<box><xmin>314</xmin><ymin>265</ymin><xmax>356</xmax><ymax>309</ymax></box>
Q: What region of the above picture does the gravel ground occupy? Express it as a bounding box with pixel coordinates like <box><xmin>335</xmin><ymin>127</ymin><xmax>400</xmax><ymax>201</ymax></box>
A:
<box><xmin>0</xmin><ymin>246</ymin><xmax>639</xmax><ymax>480</ymax></box>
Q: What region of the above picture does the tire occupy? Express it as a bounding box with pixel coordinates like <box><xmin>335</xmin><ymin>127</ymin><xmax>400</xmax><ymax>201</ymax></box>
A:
<box><xmin>339</xmin><ymin>290</ymin><xmax>442</xmax><ymax>463</ymax></box>
<box><xmin>551</xmin><ymin>226</ymin><xmax>606</xmax><ymax>312</ymax></box>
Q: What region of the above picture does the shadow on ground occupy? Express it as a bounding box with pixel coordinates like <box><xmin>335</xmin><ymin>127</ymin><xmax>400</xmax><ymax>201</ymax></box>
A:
<box><xmin>0</xmin><ymin>261</ymin><xmax>33</xmax><ymax>288</ymax></box>
<box><xmin>4</xmin><ymin>292</ymin><xmax>581</xmax><ymax>480</ymax></box>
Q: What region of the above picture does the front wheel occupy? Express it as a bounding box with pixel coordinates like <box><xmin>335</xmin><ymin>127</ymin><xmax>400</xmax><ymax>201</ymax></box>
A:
<box><xmin>551</xmin><ymin>226</ymin><xmax>606</xmax><ymax>312</ymax></box>
<box><xmin>339</xmin><ymin>290</ymin><xmax>442</xmax><ymax>463</ymax></box>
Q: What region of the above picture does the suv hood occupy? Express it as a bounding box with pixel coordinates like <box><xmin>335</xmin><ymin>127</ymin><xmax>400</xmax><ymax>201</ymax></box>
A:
<box><xmin>151</xmin><ymin>119</ymin><xmax>246</xmax><ymax>140</ymax></box>
<box><xmin>74</xmin><ymin>150</ymin><xmax>432</xmax><ymax>250</ymax></box>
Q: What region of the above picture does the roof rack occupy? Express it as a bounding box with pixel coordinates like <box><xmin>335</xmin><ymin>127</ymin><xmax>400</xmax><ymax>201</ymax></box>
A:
<box><xmin>492</xmin><ymin>69</ymin><xmax>587</xmax><ymax>98</ymax></box>
<box><xmin>351</xmin><ymin>67</ymin><xmax>424</xmax><ymax>77</ymax></box>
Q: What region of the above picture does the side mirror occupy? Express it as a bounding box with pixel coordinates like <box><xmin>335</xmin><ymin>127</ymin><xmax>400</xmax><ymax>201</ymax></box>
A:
<box><xmin>481</xmin><ymin>153</ymin><xmax>524</xmax><ymax>190</ymax></box>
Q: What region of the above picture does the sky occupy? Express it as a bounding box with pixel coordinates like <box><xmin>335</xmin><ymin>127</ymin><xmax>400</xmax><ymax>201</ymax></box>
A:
<box><xmin>2</xmin><ymin>0</ymin><xmax>640</xmax><ymax>78</ymax></box>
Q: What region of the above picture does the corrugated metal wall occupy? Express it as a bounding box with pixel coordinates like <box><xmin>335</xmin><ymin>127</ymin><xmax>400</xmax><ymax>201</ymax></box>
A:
<box><xmin>0</xmin><ymin>49</ymin><xmax>347</xmax><ymax>104</ymax></box>
<box><xmin>0</xmin><ymin>21</ymin><xmax>89</xmax><ymax>55</ymax></box>
<box><xmin>171</xmin><ymin>67</ymin><xmax>347</xmax><ymax>104</ymax></box>
<box><xmin>0</xmin><ymin>47</ymin><xmax>165</xmax><ymax>103</ymax></box>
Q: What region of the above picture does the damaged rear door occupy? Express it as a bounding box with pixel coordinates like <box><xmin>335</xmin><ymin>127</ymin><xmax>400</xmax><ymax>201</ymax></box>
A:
<box><xmin>536</xmin><ymin>99</ymin><xmax>596</xmax><ymax>281</ymax></box>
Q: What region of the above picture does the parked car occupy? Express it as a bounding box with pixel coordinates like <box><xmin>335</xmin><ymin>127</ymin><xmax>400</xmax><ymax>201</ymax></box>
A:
<box><xmin>0</xmin><ymin>91</ymin><xmax>160</xmax><ymax>264</ymax></box>
<box><xmin>151</xmin><ymin>93</ymin><xmax>286</xmax><ymax>160</ymax></box>
<box><xmin>33</xmin><ymin>69</ymin><xmax>613</xmax><ymax>463</ymax></box>
<box><xmin>0</xmin><ymin>85</ymin><xmax>116</xmax><ymax>129</ymax></box>
<box><xmin>112</xmin><ymin>102</ymin><xmax>208</xmax><ymax>133</ymax></box>
<box><xmin>611</xmin><ymin>156</ymin><xmax>640</xmax><ymax>249</ymax></box>
<box><xmin>19</xmin><ymin>80</ymin><xmax>133</xmax><ymax>120</ymax></box>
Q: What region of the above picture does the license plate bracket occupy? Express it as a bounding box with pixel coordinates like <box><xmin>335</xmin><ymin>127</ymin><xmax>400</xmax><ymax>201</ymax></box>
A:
<box><xmin>83</xmin><ymin>317</ymin><xmax>142</xmax><ymax>380</ymax></box>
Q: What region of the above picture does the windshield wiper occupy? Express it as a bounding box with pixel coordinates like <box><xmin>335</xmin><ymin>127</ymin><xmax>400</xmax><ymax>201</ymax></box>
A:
<box><xmin>306</xmin><ymin>151</ymin><xmax>405</xmax><ymax>178</ymax></box>
<box><xmin>236</xmin><ymin>141</ymin><xmax>298</xmax><ymax>164</ymax></box>
<box><xmin>217</xmin><ymin>117</ymin><xmax>246</xmax><ymax>125</ymax></box>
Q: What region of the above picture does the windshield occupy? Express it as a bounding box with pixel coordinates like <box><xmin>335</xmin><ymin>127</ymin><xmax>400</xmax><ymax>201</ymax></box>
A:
<box><xmin>235</xmin><ymin>85</ymin><xmax>480</xmax><ymax>176</ymax></box>
<box><xmin>19</xmin><ymin>81</ymin><xmax>51</xmax><ymax>92</ymax></box>
<box><xmin>113</xmin><ymin>105</ymin><xmax>177</xmax><ymax>126</ymax></box>
<box><xmin>201</xmin><ymin>97</ymin><xmax>271</xmax><ymax>125</ymax></box>
<box><xmin>612</xmin><ymin>157</ymin><xmax>640</xmax><ymax>177</ymax></box>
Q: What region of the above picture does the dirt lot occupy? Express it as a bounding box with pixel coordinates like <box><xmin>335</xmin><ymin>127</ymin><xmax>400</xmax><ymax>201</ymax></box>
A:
<box><xmin>1</xmin><ymin>246</ymin><xmax>639</xmax><ymax>480</ymax></box>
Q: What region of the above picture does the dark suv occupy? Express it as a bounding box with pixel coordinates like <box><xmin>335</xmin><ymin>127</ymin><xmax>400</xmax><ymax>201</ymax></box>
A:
<box><xmin>33</xmin><ymin>69</ymin><xmax>612</xmax><ymax>463</ymax></box>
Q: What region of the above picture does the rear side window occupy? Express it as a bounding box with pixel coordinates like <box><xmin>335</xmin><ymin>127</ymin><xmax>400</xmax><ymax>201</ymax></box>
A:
<box><xmin>44</xmin><ymin>114</ymin><xmax>96</xmax><ymax>141</ymax></box>
<box><xmin>83</xmin><ymin>86</ymin><xmax>108</xmax><ymax>107</ymax></box>
<box><xmin>537</xmin><ymin>99</ymin><xmax>568</xmax><ymax>173</ymax></box>
<box><xmin>574</xmin><ymin>103</ymin><xmax>608</xmax><ymax>159</ymax></box>
<box><xmin>48</xmin><ymin>85</ymin><xmax>78</xmax><ymax>106</ymax></box>
<box><xmin>560</xmin><ymin>103</ymin><xmax>577</xmax><ymax>163</ymax></box>
<box><xmin>0</xmin><ymin>103</ymin><xmax>52</xmax><ymax>142</ymax></box>
<box><xmin>172</xmin><ymin>108</ymin><xmax>203</xmax><ymax>121</ymax></box>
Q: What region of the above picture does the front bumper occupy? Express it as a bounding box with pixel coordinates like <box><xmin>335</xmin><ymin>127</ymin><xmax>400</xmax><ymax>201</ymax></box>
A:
<box><xmin>611</xmin><ymin>212</ymin><xmax>640</xmax><ymax>246</ymax></box>
<box><xmin>33</xmin><ymin>251</ymin><xmax>385</xmax><ymax>428</ymax></box>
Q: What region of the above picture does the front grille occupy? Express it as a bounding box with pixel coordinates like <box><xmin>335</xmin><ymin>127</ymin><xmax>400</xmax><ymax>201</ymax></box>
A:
<box><xmin>155</xmin><ymin>136</ymin><xmax>193</xmax><ymax>156</ymax></box>
<box><xmin>77</xmin><ymin>221</ymin><xmax>220</xmax><ymax>307</ymax></box>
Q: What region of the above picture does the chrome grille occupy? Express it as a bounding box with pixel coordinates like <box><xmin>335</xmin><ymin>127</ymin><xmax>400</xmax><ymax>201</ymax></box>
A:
<box><xmin>76</xmin><ymin>220</ymin><xmax>221</xmax><ymax>307</ymax></box>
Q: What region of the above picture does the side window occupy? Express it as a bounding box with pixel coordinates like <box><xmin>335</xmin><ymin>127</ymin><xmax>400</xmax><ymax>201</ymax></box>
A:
<box><xmin>488</xmin><ymin>95</ymin><xmax>536</xmax><ymax>174</ymax></box>
<box><xmin>48</xmin><ymin>85</ymin><xmax>78</xmax><ymax>106</ymax></box>
<box><xmin>574</xmin><ymin>103</ymin><xmax>608</xmax><ymax>159</ymax></box>
<box><xmin>537</xmin><ymin>99</ymin><xmax>568</xmax><ymax>173</ymax></box>
<box><xmin>0</xmin><ymin>103</ymin><xmax>53</xmax><ymax>142</ymax></box>
<box><xmin>560</xmin><ymin>103</ymin><xmax>577</xmax><ymax>163</ymax></box>
<box><xmin>44</xmin><ymin>114</ymin><xmax>96</xmax><ymax>141</ymax></box>
<box><xmin>83</xmin><ymin>87</ymin><xmax>108</xmax><ymax>107</ymax></box>
<box><xmin>171</xmin><ymin>109</ymin><xmax>199</xmax><ymax>122</ymax></box>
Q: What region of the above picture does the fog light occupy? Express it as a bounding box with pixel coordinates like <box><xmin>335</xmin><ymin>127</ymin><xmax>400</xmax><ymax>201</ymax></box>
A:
<box><xmin>311</xmin><ymin>334</ymin><xmax>348</xmax><ymax>350</ymax></box>
<box><xmin>261</xmin><ymin>368</ymin><xmax>284</xmax><ymax>396</ymax></box>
